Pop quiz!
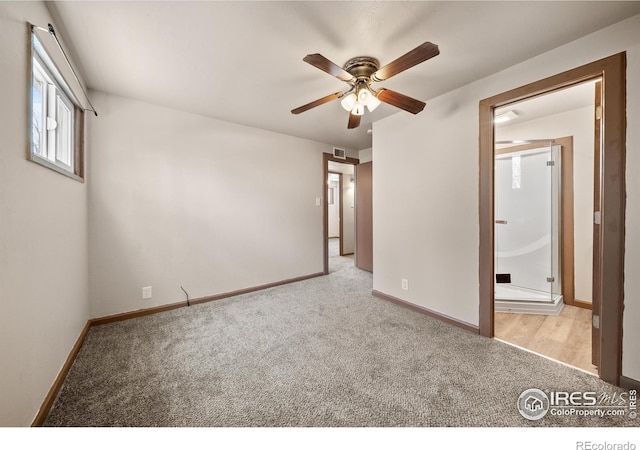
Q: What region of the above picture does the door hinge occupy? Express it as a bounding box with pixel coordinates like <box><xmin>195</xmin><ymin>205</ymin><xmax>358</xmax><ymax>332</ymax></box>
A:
<box><xmin>594</xmin><ymin>211</ymin><xmax>601</xmax><ymax>225</ymax></box>
<box><xmin>593</xmin><ymin>314</ymin><xmax>600</xmax><ymax>329</ymax></box>
<box><xmin>596</xmin><ymin>106</ymin><xmax>603</xmax><ymax>120</ymax></box>
<box><xmin>546</xmin><ymin>161</ymin><xmax>555</xmax><ymax>166</ymax></box>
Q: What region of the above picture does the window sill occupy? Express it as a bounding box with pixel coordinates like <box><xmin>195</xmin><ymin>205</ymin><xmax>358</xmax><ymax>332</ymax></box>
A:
<box><xmin>28</xmin><ymin>153</ymin><xmax>84</xmax><ymax>183</ymax></box>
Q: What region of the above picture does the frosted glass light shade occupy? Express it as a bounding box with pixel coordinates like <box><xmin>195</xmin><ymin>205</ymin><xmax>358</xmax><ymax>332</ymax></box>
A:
<box><xmin>366</xmin><ymin>96</ymin><xmax>381</xmax><ymax>112</ymax></box>
<box><xmin>341</xmin><ymin>93</ymin><xmax>357</xmax><ymax>111</ymax></box>
<box><xmin>357</xmin><ymin>87</ymin><xmax>371</xmax><ymax>104</ymax></box>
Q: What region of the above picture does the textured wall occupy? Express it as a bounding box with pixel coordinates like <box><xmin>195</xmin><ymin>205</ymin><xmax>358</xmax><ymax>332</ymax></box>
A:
<box><xmin>0</xmin><ymin>2</ymin><xmax>89</xmax><ymax>426</ymax></box>
<box><xmin>87</xmin><ymin>92</ymin><xmax>331</xmax><ymax>318</ymax></box>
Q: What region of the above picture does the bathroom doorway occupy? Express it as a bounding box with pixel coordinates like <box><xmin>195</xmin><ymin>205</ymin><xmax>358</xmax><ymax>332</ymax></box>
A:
<box><xmin>478</xmin><ymin>53</ymin><xmax>626</xmax><ymax>385</ymax></box>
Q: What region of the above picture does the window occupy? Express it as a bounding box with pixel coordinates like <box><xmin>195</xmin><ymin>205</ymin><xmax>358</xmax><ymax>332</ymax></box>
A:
<box><xmin>30</xmin><ymin>32</ymin><xmax>84</xmax><ymax>180</ymax></box>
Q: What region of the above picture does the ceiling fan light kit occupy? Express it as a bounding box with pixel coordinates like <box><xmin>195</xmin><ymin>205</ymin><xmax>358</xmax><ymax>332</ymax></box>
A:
<box><xmin>291</xmin><ymin>42</ymin><xmax>440</xmax><ymax>129</ymax></box>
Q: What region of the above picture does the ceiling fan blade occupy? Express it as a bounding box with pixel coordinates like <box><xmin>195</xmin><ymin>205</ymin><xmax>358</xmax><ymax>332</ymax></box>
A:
<box><xmin>303</xmin><ymin>54</ymin><xmax>355</xmax><ymax>82</ymax></box>
<box><xmin>347</xmin><ymin>112</ymin><xmax>361</xmax><ymax>129</ymax></box>
<box><xmin>371</xmin><ymin>42</ymin><xmax>439</xmax><ymax>82</ymax></box>
<box><xmin>291</xmin><ymin>92</ymin><xmax>343</xmax><ymax>114</ymax></box>
<box><xmin>376</xmin><ymin>88</ymin><xmax>426</xmax><ymax>114</ymax></box>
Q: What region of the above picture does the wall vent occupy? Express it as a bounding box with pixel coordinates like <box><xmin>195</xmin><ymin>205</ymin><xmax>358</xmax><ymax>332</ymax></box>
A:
<box><xmin>333</xmin><ymin>147</ymin><xmax>346</xmax><ymax>159</ymax></box>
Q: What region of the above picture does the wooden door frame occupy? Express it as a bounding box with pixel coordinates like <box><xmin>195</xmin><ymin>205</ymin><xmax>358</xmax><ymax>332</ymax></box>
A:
<box><xmin>328</xmin><ymin>170</ymin><xmax>342</xmax><ymax>241</ymax></box>
<box><xmin>479</xmin><ymin>53</ymin><xmax>626</xmax><ymax>385</ymax></box>
<box><xmin>323</xmin><ymin>153</ymin><xmax>359</xmax><ymax>275</ymax></box>
<box><xmin>355</xmin><ymin>161</ymin><xmax>373</xmax><ymax>272</ymax></box>
<box><xmin>339</xmin><ymin>173</ymin><xmax>356</xmax><ymax>257</ymax></box>
<box><xmin>495</xmin><ymin>136</ymin><xmax>575</xmax><ymax>307</ymax></box>
<box><xmin>592</xmin><ymin>80</ymin><xmax>603</xmax><ymax>366</ymax></box>
<box><xmin>327</xmin><ymin>170</ymin><xmax>347</xmax><ymax>256</ymax></box>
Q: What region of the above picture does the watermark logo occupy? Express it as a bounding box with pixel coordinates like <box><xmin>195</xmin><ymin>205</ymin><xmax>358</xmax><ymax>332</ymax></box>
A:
<box><xmin>518</xmin><ymin>388</ymin><xmax>638</xmax><ymax>421</ymax></box>
<box><xmin>576</xmin><ymin>442</ymin><xmax>637</xmax><ymax>450</ymax></box>
<box><xmin>517</xmin><ymin>388</ymin><xmax>550</xmax><ymax>420</ymax></box>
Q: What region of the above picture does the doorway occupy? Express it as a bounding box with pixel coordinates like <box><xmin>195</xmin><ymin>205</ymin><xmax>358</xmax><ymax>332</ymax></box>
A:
<box><xmin>323</xmin><ymin>153</ymin><xmax>359</xmax><ymax>274</ymax></box>
<box><xmin>328</xmin><ymin>165</ymin><xmax>355</xmax><ymax>266</ymax></box>
<box><xmin>478</xmin><ymin>53</ymin><xmax>626</xmax><ymax>385</ymax></box>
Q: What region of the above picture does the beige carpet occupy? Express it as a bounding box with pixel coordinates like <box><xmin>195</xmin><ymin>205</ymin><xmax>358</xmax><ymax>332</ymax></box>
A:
<box><xmin>44</xmin><ymin>251</ymin><xmax>636</xmax><ymax>427</ymax></box>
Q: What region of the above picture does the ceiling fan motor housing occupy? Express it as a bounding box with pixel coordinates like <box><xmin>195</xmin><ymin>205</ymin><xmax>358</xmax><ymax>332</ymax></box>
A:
<box><xmin>343</xmin><ymin>56</ymin><xmax>380</xmax><ymax>79</ymax></box>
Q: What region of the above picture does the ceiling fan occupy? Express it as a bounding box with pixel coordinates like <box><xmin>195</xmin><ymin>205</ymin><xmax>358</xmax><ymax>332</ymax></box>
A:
<box><xmin>291</xmin><ymin>42</ymin><xmax>439</xmax><ymax>129</ymax></box>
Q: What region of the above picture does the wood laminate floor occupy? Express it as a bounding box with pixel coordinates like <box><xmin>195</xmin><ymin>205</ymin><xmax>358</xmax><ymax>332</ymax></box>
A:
<box><xmin>495</xmin><ymin>304</ymin><xmax>598</xmax><ymax>375</ymax></box>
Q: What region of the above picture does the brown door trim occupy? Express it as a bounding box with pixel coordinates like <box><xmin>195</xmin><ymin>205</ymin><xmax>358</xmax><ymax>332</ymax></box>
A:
<box><xmin>339</xmin><ymin>173</ymin><xmax>346</xmax><ymax>256</ymax></box>
<box><xmin>323</xmin><ymin>153</ymin><xmax>359</xmax><ymax>275</ymax></box>
<box><xmin>327</xmin><ymin>170</ymin><xmax>346</xmax><ymax>254</ymax></box>
<box><xmin>558</xmin><ymin>137</ymin><xmax>576</xmax><ymax>308</ymax></box>
<box><xmin>479</xmin><ymin>53</ymin><xmax>626</xmax><ymax>385</ymax></box>
<box><xmin>355</xmin><ymin>161</ymin><xmax>373</xmax><ymax>272</ymax></box>
<box><xmin>328</xmin><ymin>170</ymin><xmax>341</xmax><ymax>238</ymax></box>
<box><xmin>592</xmin><ymin>80</ymin><xmax>603</xmax><ymax>366</ymax></box>
<box><xmin>337</xmin><ymin>172</ymin><xmax>344</xmax><ymax>254</ymax></box>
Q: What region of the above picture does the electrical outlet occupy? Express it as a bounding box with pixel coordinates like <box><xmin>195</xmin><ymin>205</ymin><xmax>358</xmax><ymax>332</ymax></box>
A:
<box><xmin>401</xmin><ymin>279</ymin><xmax>409</xmax><ymax>291</ymax></box>
<box><xmin>142</xmin><ymin>286</ymin><xmax>152</xmax><ymax>300</ymax></box>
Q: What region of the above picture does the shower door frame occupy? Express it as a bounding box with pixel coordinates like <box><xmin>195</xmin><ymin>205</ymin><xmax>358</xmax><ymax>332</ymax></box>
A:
<box><xmin>478</xmin><ymin>53</ymin><xmax>626</xmax><ymax>386</ymax></box>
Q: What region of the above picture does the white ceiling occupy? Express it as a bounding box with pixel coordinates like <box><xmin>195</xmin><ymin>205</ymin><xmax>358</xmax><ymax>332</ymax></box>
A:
<box><xmin>48</xmin><ymin>1</ymin><xmax>640</xmax><ymax>151</ymax></box>
<box><xmin>496</xmin><ymin>79</ymin><xmax>599</xmax><ymax>128</ymax></box>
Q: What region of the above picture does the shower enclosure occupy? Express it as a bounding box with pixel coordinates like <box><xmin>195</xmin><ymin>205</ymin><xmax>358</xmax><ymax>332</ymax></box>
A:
<box><xmin>494</xmin><ymin>142</ymin><xmax>563</xmax><ymax>314</ymax></box>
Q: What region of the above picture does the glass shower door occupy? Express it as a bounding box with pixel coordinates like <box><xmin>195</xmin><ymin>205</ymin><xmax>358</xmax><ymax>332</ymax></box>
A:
<box><xmin>495</xmin><ymin>146</ymin><xmax>555</xmax><ymax>303</ymax></box>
